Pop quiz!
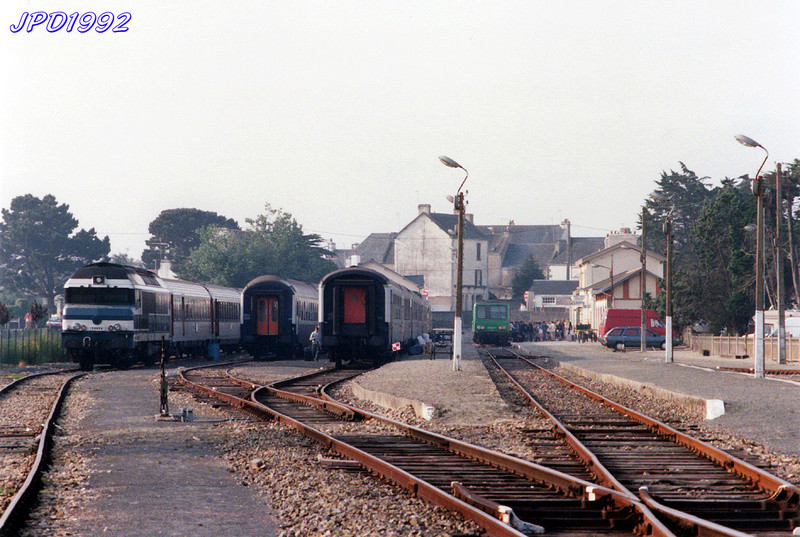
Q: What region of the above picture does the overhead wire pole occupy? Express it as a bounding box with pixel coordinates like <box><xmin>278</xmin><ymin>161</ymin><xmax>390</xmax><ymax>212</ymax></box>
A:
<box><xmin>651</xmin><ymin>191</ymin><xmax>674</xmax><ymax>363</ymax></box>
<box><xmin>664</xmin><ymin>213</ymin><xmax>673</xmax><ymax>363</ymax></box>
<box><xmin>776</xmin><ymin>163</ymin><xmax>786</xmax><ymax>364</ymax></box>
<box><xmin>735</xmin><ymin>134</ymin><xmax>769</xmax><ymax>378</ymax></box>
<box><xmin>439</xmin><ymin>156</ymin><xmax>468</xmax><ymax>372</ymax></box>
<box><xmin>640</xmin><ymin>207</ymin><xmax>647</xmax><ymax>352</ymax></box>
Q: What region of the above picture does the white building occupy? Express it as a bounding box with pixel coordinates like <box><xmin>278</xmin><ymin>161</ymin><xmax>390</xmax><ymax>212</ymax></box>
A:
<box><xmin>573</xmin><ymin>233</ymin><xmax>665</xmax><ymax>330</ymax></box>
<box><xmin>393</xmin><ymin>204</ymin><xmax>490</xmax><ymax>315</ymax></box>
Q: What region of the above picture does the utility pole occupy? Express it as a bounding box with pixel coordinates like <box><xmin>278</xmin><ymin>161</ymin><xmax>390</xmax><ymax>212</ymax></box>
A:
<box><xmin>776</xmin><ymin>163</ymin><xmax>786</xmax><ymax>364</ymax></box>
<box><xmin>640</xmin><ymin>207</ymin><xmax>647</xmax><ymax>352</ymax></box>
<box><xmin>664</xmin><ymin>215</ymin><xmax>673</xmax><ymax>363</ymax></box>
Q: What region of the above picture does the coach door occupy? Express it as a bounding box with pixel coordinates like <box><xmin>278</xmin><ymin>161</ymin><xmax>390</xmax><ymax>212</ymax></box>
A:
<box><xmin>343</xmin><ymin>286</ymin><xmax>366</xmax><ymax>325</ymax></box>
<box><xmin>256</xmin><ymin>297</ymin><xmax>280</xmax><ymax>336</ymax></box>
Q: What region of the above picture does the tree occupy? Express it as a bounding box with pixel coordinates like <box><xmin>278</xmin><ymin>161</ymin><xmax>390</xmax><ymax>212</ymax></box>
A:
<box><xmin>511</xmin><ymin>254</ymin><xmax>545</xmax><ymax>299</ymax></box>
<box><xmin>29</xmin><ymin>301</ymin><xmax>48</xmax><ymax>325</ymax></box>
<box><xmin>0</xmin><ymin>194</ymin><xmax>110</xmax><ymax>306</ymax></box>
<box><xmin>0</xmin><ymin>302</ymin><xmax>9</xmax><ymax>326</ymax></box>
<box><xmin>109</xmin><ymin>253</ymin><xmax>141</xmax><ymax>267</ymax></box>
<box><xmin>181</xmin><ymin>204</ymin><xmax>337</xmax><ymax>287</ymax></box>
<box><xmin>644</xmin><ymin>162</ymin><xmax>713</xmax><ymax>261</ymax></box>
<box><xmin>683</xmin><ymin>178</ymin><xmax>755</xmax><ymax>334</ymax></box>
<box><xmin>142</xmin><ymin>208</ymin><xmax>239</xmax><ymax>272</ymax></box>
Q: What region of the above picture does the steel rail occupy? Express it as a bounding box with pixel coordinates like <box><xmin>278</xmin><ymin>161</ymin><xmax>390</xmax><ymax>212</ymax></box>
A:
<box><xmin>0</xmin><ymin>371</ymin><xmax>86</xmax><ymax>537</ymax></box>
<box><xmin>491</xmin><ymin>350</ymin><xmax>779</xmax><ymax>537</ymax></box>
<box><xmin>250</xmin><ymin>384</ymin><xmax>531</xmax><ymax>537</ymax></box>
<box><xmin>511</xmin><ymin>350</ymin><xmax>800</xmax><ymax>503</ymax></box>
<box><xmin>181</xmin><ymin>363</ymin><xmax>675</xmax><ymax>536</ymax></box>
<box><xmin>487</xmin><ymin>351</ymin><xmax>631</xmax><ymax>495</ymax></box>
<box><xmin>313</xmin><ymin>374</ymin><xmax>676</xmax><ymax>537</ymax></box>
<box><xmin>638</xmin><ymin>487</ymin><xmax>755</xmax><ymax>537</ymax></box>
<box><xmin>0</xmin><ymin>367</ymin><xmax>78</xmax><ymax>396</ymax></box>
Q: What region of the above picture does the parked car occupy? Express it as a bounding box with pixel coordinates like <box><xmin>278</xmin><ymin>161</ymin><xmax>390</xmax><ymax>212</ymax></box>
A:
<box><xmin>46</xmin><ymin>314</ymin><xmax>62</xmax><ymax>329</ymax></box>
<box><xmin>601</xmin><ymin>326</ymin><xmax>680</xmax><ymax>350</ymax></box>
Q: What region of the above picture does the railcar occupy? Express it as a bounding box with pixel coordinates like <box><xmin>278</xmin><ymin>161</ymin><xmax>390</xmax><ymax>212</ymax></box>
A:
<box><xmin>240</xmin><ymin>275</ymin><xmax>318</xmax><ymax>359</ymax></box>
<box><xmin>319</xmin><ymin>267</ymin><xmax>430</xmax><ymax>367</ymax></box>
<box><xmin>472</xmin><ymin>300</ymin><xmax>511</xmax><ymax>345</ymax></box>
<box><xmin>61</xmin><ymin>262</ymin><xmax>240</xmax><ymax>370</ymax></box>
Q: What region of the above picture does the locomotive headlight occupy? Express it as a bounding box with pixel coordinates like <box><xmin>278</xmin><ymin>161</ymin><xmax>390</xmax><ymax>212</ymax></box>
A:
<box><xmin>72</xmin><ymin>322</ymin><xmax>82</xmax><ymax>331</ymax></box>
<box><xmin>113</xmin><ymin>323</ymin><xmax>121</xmax><ymax>331</ymax></box>
<box><xmin>107</xmin><ymin>325</ymin><xmax>115</xmax><ymax>331</ymax></box>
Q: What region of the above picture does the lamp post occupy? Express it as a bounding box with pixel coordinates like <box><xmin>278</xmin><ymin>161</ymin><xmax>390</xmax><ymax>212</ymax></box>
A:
<box><xmin>591</xmin><ymin>260</ymin><xmax>614</xmax><ymax>309</ymax></box>
<box><xmin>439</xmin><ymin>155</ymin><xmax>468</xmax><ymax>372</ymax></box>
<box><xmin>735</xmin><ymin>134</ymin><xmax>769</xmax><ymax>378</ymax></box>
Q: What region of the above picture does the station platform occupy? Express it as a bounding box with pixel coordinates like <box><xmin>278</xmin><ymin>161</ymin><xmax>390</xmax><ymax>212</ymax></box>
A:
<box><xmin>353</xmin><ymin>340</ymin><xmax>800</xmax><ymax>458</ymax></box>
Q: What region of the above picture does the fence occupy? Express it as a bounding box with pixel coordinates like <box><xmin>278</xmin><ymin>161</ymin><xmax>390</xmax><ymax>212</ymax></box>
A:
<box><xmin>0</xmin><ymin>327</ymin><xmax>68</xmax><ymax>366</ymax></box>
<box><xmin>687</xmin><ymin>333</ymin><xmax>800</xmax><ymax>364</ymax></box>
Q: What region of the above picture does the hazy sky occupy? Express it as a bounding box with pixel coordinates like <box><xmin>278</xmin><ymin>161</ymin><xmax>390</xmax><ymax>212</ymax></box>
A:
<box><xmin>2</xmin><ymin>1</ymin><xmax>798</xmax><ymax>259</ymax></box>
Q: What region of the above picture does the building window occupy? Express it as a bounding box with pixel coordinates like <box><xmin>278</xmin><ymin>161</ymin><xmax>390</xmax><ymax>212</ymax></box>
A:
<box><xmin>476</xmin><ymin>242</ymin><xmax>481</xmax><ymax>261</ymax></box>
<box><xmin>475</xmin><ymin>269</ymin><xmax>483</xmax><ymax>286</ymax></box>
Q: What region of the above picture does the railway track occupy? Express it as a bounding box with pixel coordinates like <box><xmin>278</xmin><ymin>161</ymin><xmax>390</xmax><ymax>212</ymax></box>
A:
<box><xmin>179</xmin><ymin>361</ymin><xmax>681</xmax><ymax>536</ymax></box>
<box><xmin>485</xmin><ymin>347</ymin><xmax>800</xmax><ymax>537</ymax></box>
<box><xmin>0</xmin><ymin>369</ymin><xmax>84</xmax><ymax>537</ymax></box>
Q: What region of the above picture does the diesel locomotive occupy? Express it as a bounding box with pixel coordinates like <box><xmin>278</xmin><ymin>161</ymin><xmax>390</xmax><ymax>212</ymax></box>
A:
<box><xmin>319</xmin><ymin>266</ymin><xmax>430</xmax><ymax>367</ymax></box>
<box><xmin>61</xmin><ymin>262</ymin><xmax>241</xmax><ymax>370</ymax></box>
<box><xmin>472</xmin><ymin>300</ymin><xmax>511</xmax><ymax>345</ymax></box>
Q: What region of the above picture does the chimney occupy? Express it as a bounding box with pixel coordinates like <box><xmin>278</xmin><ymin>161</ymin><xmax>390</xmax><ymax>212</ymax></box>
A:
<box><xmin>418</xmin><ymin>203</ymin><xmax>431</xmax><ymax>215</ymax></box>
<box><xmin>465</xmin><ymin>213</ymin><xmax>474</xmax><ymax>224</ymax></box>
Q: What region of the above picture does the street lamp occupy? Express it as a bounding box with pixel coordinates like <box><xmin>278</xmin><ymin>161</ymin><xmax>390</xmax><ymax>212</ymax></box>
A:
<box><xmin>650</xmin><ymin>192</ymin><xmax>674</xmax><ymax>363</ymax></box>
<box><xmin>591</xmin><ymin>261</ymin><xmax>614</xmax><ymax>309</ymax></box>
<box><xmin>735</xmin><ymin>134</ymin><xmax>769</xmax><ymax>378</ymax></box>
<box><xmin>439</xmin><ymin>155</ymin><xmax>468</xmax><ymax>372</ymax></box>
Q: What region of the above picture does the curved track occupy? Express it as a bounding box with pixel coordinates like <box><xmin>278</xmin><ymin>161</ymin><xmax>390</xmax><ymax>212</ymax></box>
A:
<box><xmin>179</xmin><ymin>361</ymin><xmax>678</xmax><ymax>536</ymax></box>
<box><xmin>485</xmin><ymin>347</ymin><xmax>800</xmax><ymax>537</ymax></box>
<box><xmin>0</xmin><ymin>369</ymin><xmax>85</xmax><ymax>537</ymax></box>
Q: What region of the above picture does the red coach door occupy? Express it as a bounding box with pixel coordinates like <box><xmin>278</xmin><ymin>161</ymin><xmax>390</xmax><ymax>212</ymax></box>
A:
<box><xmin>343</xmin><ymin>287</ymin><xmax>366</xmax><ymax>324</ymax></box>
<box><xmin>256</xmin><ymin>297</ymin><xmax>280</xmax><ymax>335</ymax></box>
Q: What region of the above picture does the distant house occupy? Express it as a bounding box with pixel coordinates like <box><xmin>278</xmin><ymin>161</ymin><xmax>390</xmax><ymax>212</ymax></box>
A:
<box><xmin>346</xmin><ymin>232</ymin><xmax>396</xmax><ymax>269</ymax></box>
<box><xmin>477</xmin><ymin>220</ymin><xmax>604</xmax><ymax>298</ymax></box>
<box><xmin>573</xmin><ymin>230</ymin><xmax>665</xmax><ymax>330</ymax></box>
<box><xmin>337</xmin><ymin>206</ymin><xmax>607</xmax><ymax>324</ymax></box>
<box><xmin>393</xmin><ymin>204</ymin><xmax>489</xmax><ymax>316</ymax></box>
<box><xmin>524</xmin><ymin>279</ymin><xmax>580</xmax><ymax>321</ymax></box>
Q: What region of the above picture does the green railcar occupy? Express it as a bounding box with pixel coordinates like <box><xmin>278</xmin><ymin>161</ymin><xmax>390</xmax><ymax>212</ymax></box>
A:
<box><xmin>472</xmin><ymin>301</ymin><xmax>510</xmax><ymax>345</ymax></box>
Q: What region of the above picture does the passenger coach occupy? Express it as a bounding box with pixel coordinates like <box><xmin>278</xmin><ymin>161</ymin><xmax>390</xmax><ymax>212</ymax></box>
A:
<box><xmin>240</xmin><ymin>275</ymin><xmax>318</xmax><ymax>359</ymax></box>
<box><xmin>62</xmin><ymin>262</ymin><xmax>240</xmax><ymax>370</ymax></box>
<box><xmin>319</xmin><ymin>266</ymin><xmax>430</xmax><ymax>367</ymax></box>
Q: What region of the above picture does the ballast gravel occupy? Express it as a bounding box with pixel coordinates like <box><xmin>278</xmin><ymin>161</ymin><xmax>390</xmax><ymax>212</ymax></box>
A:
<box><xmin>11</xmin><ymin>353</ymin><xmax>800</xmax><ymax>537</ymax></box>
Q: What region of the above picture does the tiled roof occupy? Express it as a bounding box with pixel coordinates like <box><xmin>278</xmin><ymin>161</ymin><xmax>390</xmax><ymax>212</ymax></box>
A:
<box><xmin>530</xmin><ymin>279</ymin><xmax>579</xmax><ymax>295</ymax></box>
<box><xmin>551</xmin><ymin>237</ymin><xmax>606</xmax><ymax>265</ymax></box>
<box><xmin>478</xmin><ymin>224</ymin><xmax>565</xmax><ymax>244</ymax></box>
<box><xmin>427</xmin><ymin>213</ymin><xmax>488</xmax><ymax>240</ymax></box>
<box><xmin>353</xmin><ymin>232</ymin><xmax>397</xmax><ymax>264</ymax></box>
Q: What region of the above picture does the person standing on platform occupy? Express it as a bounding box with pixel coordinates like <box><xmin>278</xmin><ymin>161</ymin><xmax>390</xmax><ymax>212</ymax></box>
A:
<box><xmin>309</xmin><ymin>325</ymin><xmax>321</xmax><ymax>361</ymax></box>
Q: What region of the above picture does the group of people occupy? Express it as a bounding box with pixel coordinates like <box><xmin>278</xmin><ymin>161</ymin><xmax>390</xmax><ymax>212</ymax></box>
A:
<box><xmin>511</xmin><ymin>320</ymin><xmax>574</xmax><ymax>342</ymax></box>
